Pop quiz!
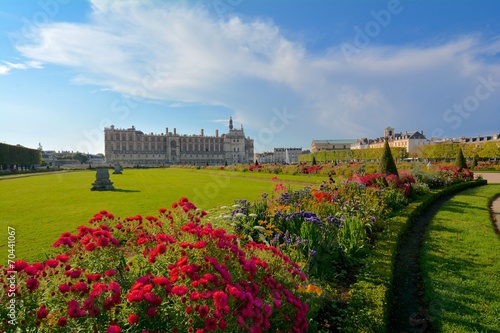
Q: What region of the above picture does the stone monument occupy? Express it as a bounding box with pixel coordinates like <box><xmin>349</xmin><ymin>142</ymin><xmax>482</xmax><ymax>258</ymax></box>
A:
<box><xmin>91</xmin><ymin>168</ymin><xmax>115</xmax><ymax>191</ymax></box>
<box><xmin>113</xmin><ymin>163</ymin><xmax>123</xmax><ymax>174</ymax></box>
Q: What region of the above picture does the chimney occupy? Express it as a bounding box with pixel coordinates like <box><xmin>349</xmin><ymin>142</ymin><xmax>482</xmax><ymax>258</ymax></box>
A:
<box><xmin>174</xmin><ymin>128</ymin><xmax>177</xmax><ymax>135</ymax></box>
<box><xmin>215</xmin><ymin>129</ymin><xmax>219</xmax><ymax>137</ymax></box>
<box><xmin>166</xmin><ymin>127</ymin><xmax>169</xmax><ymax>136</ymax></box>
<box><xmin>201</xmin><ymin>129</ymin><xmax>204</xmax><ymax>136</ymax></box>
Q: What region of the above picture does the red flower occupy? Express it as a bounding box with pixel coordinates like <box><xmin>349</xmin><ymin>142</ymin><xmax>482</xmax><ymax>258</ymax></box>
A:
<box><xmin>204</xmin><ymin>317</ymin><xmax>217</xmax><ymax>331</ymax></box>
<box><xmin>57</xmin><ymin>317</ymin><xmax>67</xmax><ymax>327</ymax></box>
<box><xmin>105</xmin><ymin>269</ymin><xmax>116</xmax><ymax>277</ymax></box>
<box><xmin>45</xmin><ymin>259</ymin><xmax>59</xmax><ymax>268</ymax></box>
<box><xmin>12</xmin><ymin>260</ymin><xmax>29</xmax><ymax>272</ymax></box>
<box><xmin>194</xmin><ymin>241</ymin><xmax>207</xmax><ymax>249</ymax></box>
<box><xmin>146</xmin><ymin>307</ymin><xmax>158</xmax><ymax>317</ymax></box>
<box><xmin>127</xmin><ymin>290</ymin><xmax>144</xmax><ymax>302</ymax></box>
<box><xmin>36</xmin><ymin>305</ymin><xmax>48</xmax><ymax>319</ymax></box>
<box><xmin>152</xmin><ymin>276</ymin><xmax>169</xmax><ymax>286</ymax></box>
<box><xmin>171</xmin><ymin>285</ymin><xmax>188</xmax><ymax>296</ymax></box>
<box><xmin>212</xmin><ymin>291</ymin><xmax>228</xmax><ymax>309</ymax></box>
<box><xmin>198</xmin><ymin>305</ymin><xmax>209</xmax><ymax>318</ymax></box>
<box><xmin>106</xmin><ymin>325</ymin><xmax>121</xmax><ymax>333</ymax></box>
<box><xmin>56</xmin><ymin>253</ymin><xmax>69</xmax><ymax>262</ymax></box>
<box><xmin>128</xmin><ymin>313</ymin><xmax>139</xmax><ymax>324</ymax></box>
<box><xmin>85</xmin><ymin>242</ymin><xmax>96</xmax><ymax>251</ymax></box>
<box><xmin>26</xmin><ymin>277</ymin><xmax>39</xmax><ymax>292</ymax></box>
<box><xmin>218</xmin><ymin>318</ymin><xmax>227</xmax><ymax>330</ymax></box>
<box><xmin>58</xmin><ymin>283</ymin><xmax>71</xmax><ymax>293</ymax></box>
<box><xmin>144</xmin><ymin>292</ymin><xmax>162</xmax><ymax>306</ymax></box>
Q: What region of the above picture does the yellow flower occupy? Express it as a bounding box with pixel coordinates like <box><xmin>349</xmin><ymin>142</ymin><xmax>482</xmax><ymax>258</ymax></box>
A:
<box><xmin>298</xmin><ymin>283</ymin><xmax>323</xmax><ymax>296</ymax></box>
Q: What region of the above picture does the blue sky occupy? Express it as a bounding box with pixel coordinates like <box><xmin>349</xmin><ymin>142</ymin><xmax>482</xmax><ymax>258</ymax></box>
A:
<box><xmin>1</xmin><ymin>0</ymin><xmax>499</xmax><ymax>154</ymax></box>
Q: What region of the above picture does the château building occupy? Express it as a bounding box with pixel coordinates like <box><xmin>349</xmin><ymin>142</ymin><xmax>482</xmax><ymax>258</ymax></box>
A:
<box><xmin>104</xmin><ymin>117</ymin><xmax>254</xmax><ymax>166</ymax></box>
<box><xmin>351</xmin><ymin>127</ymin><xmax>429</xmax><ymax>154</ymax></box>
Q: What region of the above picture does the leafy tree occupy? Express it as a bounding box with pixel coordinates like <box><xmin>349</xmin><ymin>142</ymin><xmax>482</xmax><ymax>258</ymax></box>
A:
<box><xmin>378</xmin><ymin>140</ymin><xmax>398</xmax><ymax>176</ymax></box>
<box><xmin>454</xmin><ymin>146</ymin><xmax>467</xmax><ymax>170</ymax></box>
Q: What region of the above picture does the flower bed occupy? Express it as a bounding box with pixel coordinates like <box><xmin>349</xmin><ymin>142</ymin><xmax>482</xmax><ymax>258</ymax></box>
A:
<box><xmin>1</xmin><ymin>198</ymin><xmax>313</xmax><ymax>333</ymax></box>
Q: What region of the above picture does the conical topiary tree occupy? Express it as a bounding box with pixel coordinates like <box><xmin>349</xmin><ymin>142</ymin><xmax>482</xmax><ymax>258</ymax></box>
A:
<box><xmin>312</xmin><ymin>155</ymin><xmax>317</xmax><ymax>165</ymax></box>
<box><xmin>378</xmin><ymin>139</ymin><xmax>399</xmax><ymax>176</ymax></box>
<box><xmin>454</xmin><ymin>146</ymin><xmax>467</xmax><ymax>170</ymax></box>
<box><xmin>472</xmin><ymin>155</ymin><xmax>478</xmax><ymax>169</ymax></box>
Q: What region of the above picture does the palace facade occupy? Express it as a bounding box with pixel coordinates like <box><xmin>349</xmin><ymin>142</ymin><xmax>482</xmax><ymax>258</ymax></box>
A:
<box><xmin>104</xmin><ymin>118</ymin><xmax>254</xmax><ymax>166</ymax></box>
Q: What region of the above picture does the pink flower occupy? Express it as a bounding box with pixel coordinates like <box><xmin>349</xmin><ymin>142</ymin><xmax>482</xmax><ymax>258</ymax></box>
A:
<box><xmin>128</xmin><ymin>313</ymin><xmax>139</xmax><ymax>324</ymax></box>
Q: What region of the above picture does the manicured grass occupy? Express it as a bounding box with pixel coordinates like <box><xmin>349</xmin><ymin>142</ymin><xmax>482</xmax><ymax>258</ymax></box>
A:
<box><xmin>421</xmin><ymin>185</ymin><xmax>500</xmax><ymax>332</ymax></box>
<box><xmin>0</xmin><ymin>168</ymin><xmax>314</xmax><ymax>262</ymax></box>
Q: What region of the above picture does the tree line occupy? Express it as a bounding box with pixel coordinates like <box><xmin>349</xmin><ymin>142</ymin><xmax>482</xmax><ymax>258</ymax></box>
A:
<box><xmin>299</xmin><ymin>147</ymin><xmax>407</xmax><ymax>163</ymax></box>
<box><xmin>0</xmin><ymin>143</ymin><xmax>41</xmax><ymax>169</ymax></box>
<box><xmin>300</xmin><ymin>142</ymin><xmax>500</xmax><ymax>163</ymax></box>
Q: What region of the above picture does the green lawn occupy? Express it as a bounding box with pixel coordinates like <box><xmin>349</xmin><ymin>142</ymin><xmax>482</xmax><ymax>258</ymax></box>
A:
<box><xmin>421</xmin><ymin>185</ymin><xmax>500</xmax><ymax>332</ymax></box>
<box><xmin>0</xmin><ymin>168</ymin><xmax>318</xmax><ymax>262</ymax></box>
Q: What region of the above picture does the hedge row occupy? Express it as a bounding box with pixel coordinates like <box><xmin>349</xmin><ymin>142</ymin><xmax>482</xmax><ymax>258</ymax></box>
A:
<box><xmin>0</xmin><ymin>142</ymin><xmax>41</xmax><ymax>167</ymax></box>
<box><xmin>339</xmin><ymin>179</ymin><xmax>487</xmax><ymax>332</ymax></box>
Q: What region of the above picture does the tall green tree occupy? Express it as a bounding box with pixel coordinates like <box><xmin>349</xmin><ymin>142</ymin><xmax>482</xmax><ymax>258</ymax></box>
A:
<box><xmin>378</xmin><ymin>140</ymin><xmax>399</xmax><ymax>176</ymax></box>
<box><xmin>454</xmin><ymin>146</ymin><xmax>467</xmax><ymax>170</ymax></box>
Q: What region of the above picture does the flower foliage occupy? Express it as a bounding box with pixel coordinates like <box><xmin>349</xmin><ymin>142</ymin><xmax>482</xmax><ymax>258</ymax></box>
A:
<box><xmin>0</xmin><ymin>198</ymin><xmax>310</xmax><ymax>333</ymax></box>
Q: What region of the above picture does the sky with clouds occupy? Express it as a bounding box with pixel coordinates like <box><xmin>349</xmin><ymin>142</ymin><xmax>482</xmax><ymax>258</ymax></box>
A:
<box><xmin>1</xmin><ymin>0</ymin><xmax>499</xmax><ymax>154</ymax></box>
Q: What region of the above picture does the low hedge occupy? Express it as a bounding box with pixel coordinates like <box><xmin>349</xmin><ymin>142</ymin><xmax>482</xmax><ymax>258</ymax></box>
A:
<box><xmin>340</xmin><ymin>179</ymin><xmax>487</xmax><ymax>332</ymax></box>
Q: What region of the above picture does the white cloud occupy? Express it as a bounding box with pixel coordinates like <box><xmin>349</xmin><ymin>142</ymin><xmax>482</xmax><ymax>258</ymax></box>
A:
<box><xmin>0</xmin><ymin>60</ymin><xmax>43</xmax><ymax>74</ymax></box>
<box><xmin>13</xmin><ymin>0</ymin><xmax>500</xmax><ymax>149</ymax></box>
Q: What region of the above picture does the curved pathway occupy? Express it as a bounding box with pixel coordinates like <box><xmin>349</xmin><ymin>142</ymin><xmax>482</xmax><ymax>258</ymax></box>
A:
<box><xmin>388</xmin><ymin>195</ymin><xmax>450</xmax><ymax>332</ymax></box>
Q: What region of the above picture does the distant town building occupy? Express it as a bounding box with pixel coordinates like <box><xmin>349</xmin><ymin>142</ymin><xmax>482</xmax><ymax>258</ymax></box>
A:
<box><xmin>104</xmin><ymin>117</ymin><xmax>254</xmax><ymax>166</ymax></box>
<box><xmin>254</xmin><ymin>151</ymin><xmax>275</xmax><ymax>164</ymax></box>
<box><xmin>311</xmin><ymin>139</ymin><xmax>356</xmax><ymax>153</ymax></box>
<box><xmin>273</xmin><ymin>148</ymin><xmax>302</xmax><ymax>163</ymax></box>
<box><xmin>254</xmin><ymin>147</ymin><xmax>302</xmax><ymax>164</ymax></box>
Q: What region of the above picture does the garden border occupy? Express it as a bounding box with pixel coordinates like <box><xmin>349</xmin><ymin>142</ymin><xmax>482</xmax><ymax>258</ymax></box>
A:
<box><xmin>340</xmin><ymin>179</ymin><xmax>487</xmax><ymax>332</ymax></box>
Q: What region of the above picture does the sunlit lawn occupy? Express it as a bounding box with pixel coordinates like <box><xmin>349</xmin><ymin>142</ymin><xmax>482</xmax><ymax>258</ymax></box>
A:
<box><xmin>421</xmin><ymin>185</ymin><xmax>500</xmax><ymax>332</ymax></box>
<box><xmin>0</xmin><ymin>168</ymin><xmax>319</xmax><ymax>262</ymax></box>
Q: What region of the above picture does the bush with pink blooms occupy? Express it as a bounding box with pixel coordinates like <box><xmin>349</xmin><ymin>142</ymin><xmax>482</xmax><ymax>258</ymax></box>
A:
<box><xmin>0</xmin><ymin>198</ymin><xmax>312</xmax><ymax>333</ymax></box>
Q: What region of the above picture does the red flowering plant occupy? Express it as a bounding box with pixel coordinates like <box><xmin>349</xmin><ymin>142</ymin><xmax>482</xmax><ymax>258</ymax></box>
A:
<box><xmin>0</xmin><ymin>197</ymin><xmax>310</xmax><ymax>333</ymax></box>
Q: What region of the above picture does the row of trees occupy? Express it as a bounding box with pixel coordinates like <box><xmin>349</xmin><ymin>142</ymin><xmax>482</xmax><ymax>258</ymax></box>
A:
<box><xmin>0</xmin><ymin>143</ymin><xmax>41</xmax><ymax>169</ymax></box>
<box><xmin>299</xmin><ymin>147</ymin><xmax>407</xmax><ymax>163</ymax></box>
<box><xmin>415</xmin><ymin>142</ymin><xmax>500</xmax><ymax>160</ymax></box>
<box><xmin>300</xmin><ymin>142</ymin><xmax>499</xmax><ymax>163</ymax></box>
